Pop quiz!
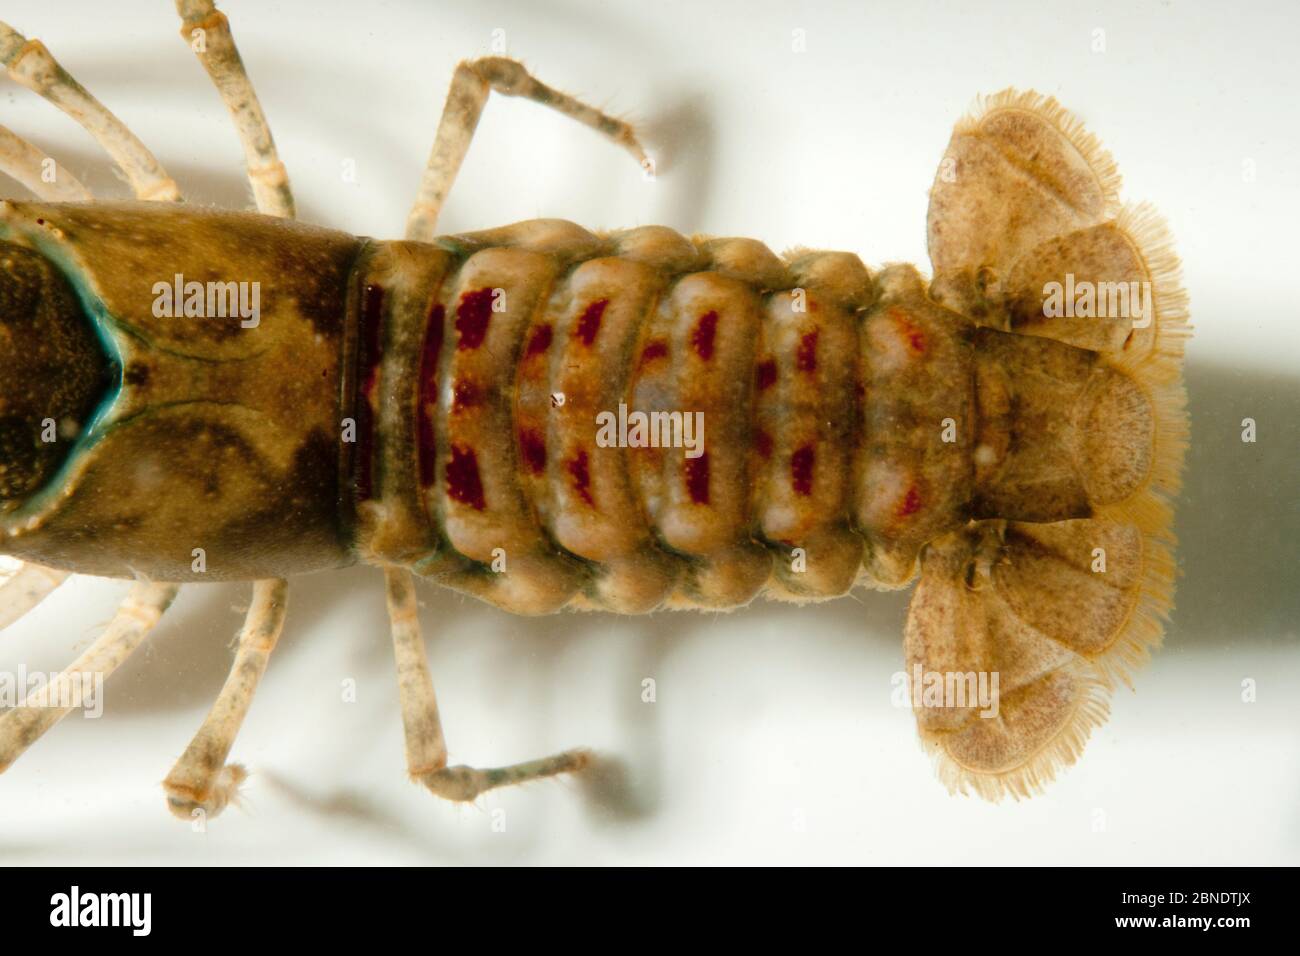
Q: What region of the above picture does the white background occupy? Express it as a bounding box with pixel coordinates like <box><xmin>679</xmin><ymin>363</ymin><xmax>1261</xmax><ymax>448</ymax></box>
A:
<box><xmin>0</xmin><ymin>0</ymin><xmax>1296</xmax><ymax>864</ymax></box>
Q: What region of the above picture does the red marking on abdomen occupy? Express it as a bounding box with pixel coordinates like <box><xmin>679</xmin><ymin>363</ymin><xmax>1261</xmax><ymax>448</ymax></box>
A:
<box><xmin>684</xmin><ymin>453</ymin><xmax>710</xmax><ymax>504</ymax></box>
<box><xmin>898</xmin><ymin>485</ymin><xmax>922</xmax><ymax>518</ymax></box>
<box><xmin>791</xmin><ymin>444</ymin><xmax>815</xmax><ymax>496</ymax></box>
<box><xmin>416</xmin><ymin>303</ymin><xmax>445</xmax><ymax>487</ymax></box>
<box><xmin>691</xmin><ymin>310</ymin><xmax>719</xmax><ymax>360</ymax></box>
<box><xmin>355</xmin><ymin>283</ymin><xmax>386</xmax><ymax>501</ymax></box>
<box><xmin>456</xmin><ymin>287</ymin><xmax>495</xmax><ymax>350</ymax></box>
<box><xmin>525</xmin><ymin>323</ymin><xmax>553</xmax><ymax>358</ymax></box>
<box><xmin>452</xmin><ymin>379</ymin><xmax>481</xmax><ymax>412</ymax></box>
<box><xmin>446</xmin><ymin>444</ymin><xmax>486</xmax><ymax>510</ymax></box>
<box><xmin>887</xmin><ymin>307</ymin><xmax>927</xmax><ymax>355</ymax></box>
<box><xmin>361</xmin><ymin>284</ymin><xmax>385</xmax><ymax>379</ymax></box>
<box><xmin>519</xmin><ymin>429</ymin><xmax>546</xmax><ymax>476</ymax></box>
<box><xmin>796</xmin><ymin>330</ymin><xmax>819</xmax><ymax>373</ymax></box>
<box><xmin>639</xmin><ymin>339</ymin><xmax>668</xmax><ymax>367</ymax></box>
<box><xmin>755</xmin><ymin>358</ymin><xmax>777</xmax><ymax>391</ymax></box>
<box><xmin>568</xmin><ymin>450</ymin><xmax>594</xmax><ymax>505</ymax></box>
<box><xmin>754</xmin><ymin>428</ymin><xmax>773</xmax><ymax>459</ymax></box>
<box><xmin>574</xmin><ymin>299</ymin><xmax>609</xmax><ymax>346</ymax></box>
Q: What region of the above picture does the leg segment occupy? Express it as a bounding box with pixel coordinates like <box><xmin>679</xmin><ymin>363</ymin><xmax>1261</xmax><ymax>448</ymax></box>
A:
<box><xmin>384</xmin><ymin>566</ymin><xmax>590</xmax><ymax>802</ymax></box>
<box><xmin>405</xmin><ymin>57</ymin><xmax>648</xmax><ymax>241</ymax></box>
<box><xmin>0</xmin><ymin>20</ymin><xmax>181</xmax><ymax>201</ymax></box>
<box><xmin>387</xmin><ymin>566</ymin><xmax>447</xmax><ymax>776</ymax></box>
<box><xmin>0</xmin><ymin>582</ymin><xmax>178</xmax><ymax>773</ymax></box>
<box><xmin>174</xmin><ymin>0</ymin><xmax>294</xmax><ymax>218</ymax></box>
<box><xmin>0</xmin><ymin>561</ymin><xmax>70</xmax><ymax>631</ymax></box>
<box><xmin>0</xmin><ymin>124</ymin><xmax>92</xmax><ymax>201</ymax></box>
<box><xmin>163</xmin><ymin>578</ymin><xmax>288</xmax><ymax>820</ymax></box>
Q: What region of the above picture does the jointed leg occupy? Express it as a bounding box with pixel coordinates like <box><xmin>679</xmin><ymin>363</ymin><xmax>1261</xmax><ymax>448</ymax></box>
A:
<box><xmin>163</xmin><ymin>578</ymin><xmax>288</xmax><ymax>819</ymax></box>
<box><xmin>0</xmin><ymin>581</ymin><xmax>178</xmax><ymax>773</ymax></box>
<box><xmin>0</xmin><ymin>20</ymin><xmax>181</xmax><ymax>201</ymax></box>
<box><xmin>0</xmin><ymin>125</ymin><xmax>91</xmax><ymax>201</ymax></box>
<box><xmin>388</xmin><ymin>566</ymin><xmax>447</xmax><ymax>776</ymax></box>
<box><xmin>0</xmin><ymin>562</ymin><xmax>71</xmax><ymax>632</ymax></box>
<box><xmin>174</xmin><ymin>0</ymin><xmax>294</xmax><ymax>218</ymax></box>
<box><xmin>405</xmin><ymin>57</ymin><xmax>648</xmax><ymax>241</ymax></box>
<box><xmin>384</xmin><ymin>566</ymin><xmax>590</xmax><ymax>802</ymax></box>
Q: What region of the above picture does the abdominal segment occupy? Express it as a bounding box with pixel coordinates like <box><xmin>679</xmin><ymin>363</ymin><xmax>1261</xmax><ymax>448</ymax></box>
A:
<box><xmin>389</xmin><ymin>221</ymin><xmax>972</xmax><ymax>615</ymax></box>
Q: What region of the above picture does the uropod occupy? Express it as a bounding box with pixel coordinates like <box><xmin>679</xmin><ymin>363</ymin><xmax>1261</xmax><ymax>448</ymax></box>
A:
<box><xmin>0</xmin><ymin>1</ymin><xmax>1189</xmax><ymax>818</ymax></box>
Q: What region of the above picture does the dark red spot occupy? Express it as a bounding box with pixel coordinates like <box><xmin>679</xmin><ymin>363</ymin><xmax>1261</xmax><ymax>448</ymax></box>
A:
<box><xmin>754</xmin><ymin>428</ymin><xmax>773</xmax><ymax>459</ymax></box>
<box><xmin>525</xmin><ymin>323</ymin><xmax>553</xmax><ymax>358</ymax></box>
<box><xmin>360</xmin><ymin>284</ymin><xmax>385</xmax><ymax>395</ymax></box>
<box><xmin>684</xmin><ymin>453</ymin><xmax>710</xmax><ymax>504</ymax></box>
<box><xmin>456</xmin><ymin>287</ymin><xmax>495</xmax><ymax>350</ymax></box>
<box><xmin>639</xmin><ymin>339</ymin><xmax>669</xmax><ymax>367</ymax></box>
<box><xmin>574</xmin><ymin>299</ymin><xmax>609</xmax><ymax>346</ymax></box>
<box><xmin>898</xmin><ymin>485</ymin><xmax>922</xmax><ymax>518</ymax></box>
<box><xmin>416</xmin><ymin>304</ymin><xmax>445</xmax><ymax>487</ymax></box>
<box><xmin>519</xmin><ymin>429</ymin><xmax>546</xmax><ymax>475</ymax></box>
<box><xmin>887</xmin><ymin>309</ymin><xmax>927</xmax><ymax>355</ymax></box>
<box><xmin>567</xmin><ymin>450</ymin><xmax>594</xmax><ymax>505</ymax></box>
<box><xmin>796</xmin><ymin>330</ymin><xmax>819</xmax><ymax>373</ymax></box>
<box><xmin>791</xmin><ymin>444</ymin><xmax>815</xmax><ymax>496</ymax></box>
<box><xmin>452</xmin><ymin>378</ymin><xmax>481</xmax><ymax>412</ymax></box>
<box><xmin>691</xmin><ymin>310</ymin><xmax>719</xmax><ymax>360</ymax></box>
<box><xmin>446</xmin><ymin>444</ymin><xmax>486</xmax><ymax>510</ymax></box>
<box><xmin>354</xmin><ymin>284</ymin><xmax>386</xmax><ymax>501</ymax></box>
<box><xmin>756</xmin><ymin>358</ymin><xmax>778</xmax><ymax>391</ymax></box>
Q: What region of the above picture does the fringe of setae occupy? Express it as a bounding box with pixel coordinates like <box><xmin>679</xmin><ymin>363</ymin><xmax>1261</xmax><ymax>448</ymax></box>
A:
<box><xmin>921</xmin><ymin>663</ymin><xmax>1113</xmax><ymax>802</ymax></box>
<box><xmin>1094</xmin><ymin>199</ymin><xmax>1190</xmax><ymax>686</ymax></box>
<box><xmin>914</xmin><ymin>90</ymin><xmax>1190</xmax><ymax>801</ymax></box>
<box><xmin>1110</xmin><ymin>201</ymin><xmax>1194</xmax><ymax>388</ymax></box>
<box><xmin>1091</xmin><ymin>526</ymin><xmax>1179</xmax><ymax>691</ymax></box>
<box><xmin>956</xmin><ymin>87</ymin><xmax>1124</xmax><ymax>218</ymax></box>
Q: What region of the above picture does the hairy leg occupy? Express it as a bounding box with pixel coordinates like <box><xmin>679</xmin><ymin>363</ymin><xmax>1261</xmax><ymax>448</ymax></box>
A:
<box><xmin>0</xmin><ymin>20</ymin><xmax>180</xmax><ymax>200</ymax></box>
<box><xmin>384</xmin><ymin>566</ymin><xmax>590</xmax><ymax>802</ymax></box>
<box><xmin>405</xmin><ymin>56</ymin><xmax>647</xmax><ymax>241</ymax></box>
<box><xmin>0</xmin><ymin>582</ymin><xmax>179</xmax><ymax>773</ymax></box>
<box><xmin>174</xmin><ymin>0</ymin><xmax>294</xmax><ymax>217</ymax></box>
<box><xmin>0</xmin><ymin>561</ymin><xmax>71</xmax><ymax>632</ymax></box>
<box><xmin>163</xmin><ymin>578</ymin><xmax>289</xmax><ymax>820</ymax></box>
<box><xmin>0</xmin><ymin>124</ymin><xmax>91</xmax><ymax>200</ymax></box>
